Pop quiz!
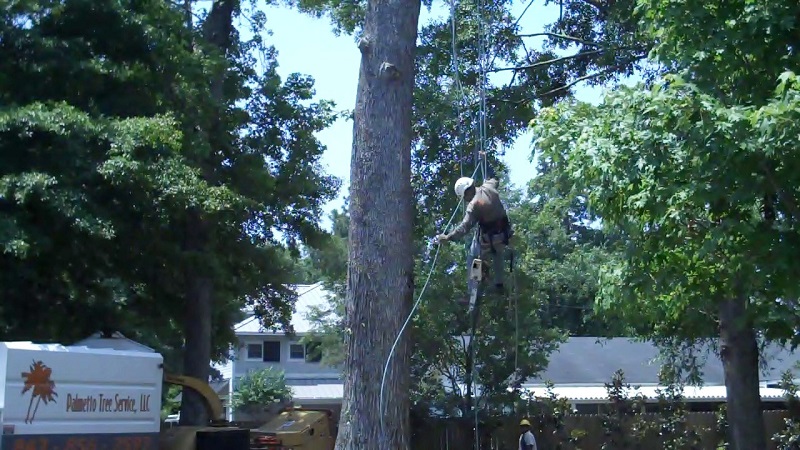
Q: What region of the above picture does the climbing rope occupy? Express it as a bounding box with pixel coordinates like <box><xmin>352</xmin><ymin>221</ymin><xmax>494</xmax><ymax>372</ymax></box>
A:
<box><xmin>467</xmin><ymin>234</ymin><xmax>482</xmax><ymax>449</ymax></box>
<box><xmin>379</xmin><ymin>164</ymin><xmax>482</xmax><ymax>443</ymax></box>
<box><xmin>379</xmin><ymin>0</ymin><xmax>530</xmax><ymax>444</ymax></box>
<box><xmin>477</xmin><ymin>0</ymin><xmax>489</xmax><ymax>183</ymax></box>
<box><xmin>450</xmin><ymin>0</ymin><xmax>466</xmax><ymax>179</ymax></box>
<box><xmin>472</xmin><ymin>0</ymin><xmax>491</xmax><ymax>444</ymax></box>
<box><xmin>512</xmin><ymin>263</ymin><xmax>519</xmax><ymax>379</ymax></box>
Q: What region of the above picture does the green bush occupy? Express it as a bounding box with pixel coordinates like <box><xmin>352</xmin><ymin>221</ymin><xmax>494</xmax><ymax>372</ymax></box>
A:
<box><xmin>231</xmin><ymin>367</ymin><xmax>293</xmax><ymax>411</ymax></box>
<box><xmin>161</xmin><ymin>385</ymin><xmax>182</xmax><ymax>420</ymax></box>
<box><xmin>773</xmin><ymin>370</ymin><xmax>800</xmax><ymax>450</ymax></box>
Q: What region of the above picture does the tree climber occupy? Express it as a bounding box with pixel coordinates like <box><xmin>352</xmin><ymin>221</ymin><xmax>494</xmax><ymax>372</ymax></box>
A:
<box><xmin>436</xmin><ymin>162</ymin><xmax>513</xmax><ymax>294</ymax></box>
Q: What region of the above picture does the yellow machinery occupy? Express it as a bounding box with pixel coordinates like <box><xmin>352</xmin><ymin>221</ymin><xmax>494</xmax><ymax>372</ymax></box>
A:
<box><xmin>250</xmin><ymin>407</ymin><xmax>336</xmax><ymax>450</ymax></box>
<box><xmin>158</xmin><ymin>375</ymin><xmax>336</xmax><ymax>450</ymax></box>
<box><xmin>159</xmin><ymin>374</ymin><xmax>249</xmax><ymax>450</ymax></box>
<box><xmin>163</xmin><ymin>373</ymin><xmax>226</xmax><ymax>423</ymax></box>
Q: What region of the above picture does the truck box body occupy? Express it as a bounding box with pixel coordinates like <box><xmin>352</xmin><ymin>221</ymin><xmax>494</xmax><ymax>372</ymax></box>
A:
<box><xmin>0</xmin><ymin>341</ymin><xmax>163</xmax><ymax>450</ymax></box>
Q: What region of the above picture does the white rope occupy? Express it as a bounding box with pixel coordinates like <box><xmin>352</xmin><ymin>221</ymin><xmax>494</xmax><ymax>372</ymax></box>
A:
<box><xmin>379</xmin><ymin>164</ymin><xmax>481</xmax><ymax>443</ymax></box>
<box><xmin>514</xmin><ymin>268</ymin><xmax>519</xmax><ymax>378</ymax></box>
<box><xmin>450</xmin><ymin>0</ymin><xmax>465</xmax><ymax>178</ymax></box>
<box><xmin>477</xmin><ymin>0</ymin><xmax>489</xmax><ymax>183</ymax></box>
<box><xmin>472</xmin><ymin>0</ymin><xmax>492</xmax><ymax>444</ymax></box>
<box><xmin>378</xmin><ymin>0</ymin><xmax>503</xmax><ymax>442</ymax></box>
<box><xmin>470</xmin><ymin>296</ymin><xmax>481</xmax><ymax>450</ymax></box>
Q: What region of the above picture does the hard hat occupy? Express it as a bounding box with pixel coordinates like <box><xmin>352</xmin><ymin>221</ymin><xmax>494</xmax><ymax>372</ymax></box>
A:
<box><xmin>519</xmin><ymin>419</ymin><xmax>531</xmax><ymax>426</ymax></box>
<box><xmin>454</xmin><ymin>177</ymin><xmax>474</xmax><ymax>199</ymax></box>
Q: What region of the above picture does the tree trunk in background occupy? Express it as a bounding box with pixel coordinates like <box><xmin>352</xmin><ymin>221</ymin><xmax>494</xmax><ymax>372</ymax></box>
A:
<box><xmin>718</xmin><ymin>293</ymin><xmax>765</xmax><ymax>450</ymax></box>
<box><xmin>335</xmin><ymin>0</ymin><xmax>420</xmax><ymax>447</ymax></box>
<box><xmin>179</xmin><ymin>0</ymin><xmax>236</xmax><ymax>426</ymax></box>
<box><xmin>180</xmin><ymin>214</ymin><xmax>214</xmax><ymax>426</ymax></box>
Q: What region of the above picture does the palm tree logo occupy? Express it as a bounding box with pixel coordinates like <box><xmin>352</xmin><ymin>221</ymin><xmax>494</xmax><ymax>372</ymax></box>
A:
<box><xmin>20</xmin><ymin>360</ymin><xmax>58</xmax><ymax>424</ymax></box>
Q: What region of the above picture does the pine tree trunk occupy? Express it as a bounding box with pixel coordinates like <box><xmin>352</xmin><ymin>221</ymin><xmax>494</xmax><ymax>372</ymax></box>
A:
<box><xmin>718</xmin><ymin>293</ymin><xmax>766</xmax><ymax>450</ymax></box>
<box><xmin>334</xmin><ymin>0</ymin><xmax>420</xmax><ymax>447</ymax></box>
<box><xmin>179</xmin><ymin>0</ymin><xmax>236</xmax><ymax>426</ymax></box>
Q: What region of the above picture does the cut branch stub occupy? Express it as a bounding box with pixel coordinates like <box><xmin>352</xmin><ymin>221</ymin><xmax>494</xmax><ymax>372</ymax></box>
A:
<box><xmin>358</xmin><ymin>36</ymin><xmax>371</xmax><ymax>54</ymax></box>
<box><xmin>379</xmin><ymin>62</ymin><xmax>401</xmax><ymax>80</ymax></box>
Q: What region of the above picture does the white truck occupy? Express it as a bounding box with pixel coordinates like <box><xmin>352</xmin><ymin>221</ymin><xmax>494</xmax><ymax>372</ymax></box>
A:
<box><xmin>0</xmin><ymin>341</ymin><xmax>163</xmax><ymax>450</ymax></box>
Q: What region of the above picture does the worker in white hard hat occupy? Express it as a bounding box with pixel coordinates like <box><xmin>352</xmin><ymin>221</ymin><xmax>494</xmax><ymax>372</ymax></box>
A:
<box><xmin>518</xmin><ymin>419</ymin><xmax>538</xmax><ymax>450</ymax></box>
<box><xmin>435</xmin><ymin>163</ymin><xmax>512</xmax><ymax>293</ymax></box>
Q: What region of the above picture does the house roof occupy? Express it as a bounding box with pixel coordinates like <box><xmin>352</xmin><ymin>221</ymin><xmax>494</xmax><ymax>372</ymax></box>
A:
<box><xmin>209</xmin><ymin>379</ymin><xmax>229</xmax><ymax>395</ymax></box>
<box><xmin>525</xmin><ymin>337</ymin><xmax>800</xmax><ymax>386</ymax></box>
<box><xmin>173</xmin><ymin>379</ymin><xmax>230</xmax><ymax>403</ymax></box>
<box><xmin>290</xmin><ymin>383</ymin><xmax>343</xmax><ymax>401</ymax></box>
<box><xmin>213</xmin><ymin>360</ymin><xmax>233</xmax><ymax>380</ymax></box>
<box><xmin>285</xmin><ymin>376</ymin><xmax>342</xmax><ymax>385</ymax></box>
<box><xmin>72</xmin><ymin>331</ymin><xmax>156</xmax><ymax>353</ymax></box>
<box><xmin>234</xmin><ymin>283</ymin><xmax>335</xmax><ymax>335</ymax></box>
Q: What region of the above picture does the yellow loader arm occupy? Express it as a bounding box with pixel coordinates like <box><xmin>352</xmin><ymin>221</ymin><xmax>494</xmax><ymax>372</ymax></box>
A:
<box><xmin>163</xmin><ymin>373</ymin><xmax>224</xmax><ymax>421</ymax></box>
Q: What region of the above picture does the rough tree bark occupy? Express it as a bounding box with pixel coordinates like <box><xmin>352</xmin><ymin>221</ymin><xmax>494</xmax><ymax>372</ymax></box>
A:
<box><xmin>718</xmin><ymin>292</ymin><xmax>766</xmax><ymax>450</ymax></box>
<box><xmin>334</xmin><ymin>0</ymin><xmax>421</xmax><ymax>447</ymax></box>
<box><xmin>179</xmin><ymin>0</ymin><xmax>236</xmax><ymax>426</ymax></box>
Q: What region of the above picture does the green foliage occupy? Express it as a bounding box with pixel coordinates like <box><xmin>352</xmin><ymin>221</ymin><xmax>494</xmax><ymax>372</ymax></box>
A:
<box><xmin>514</xmin><ymin>370</ymin><xmax>741</xmax><ymax>449</ymax></box>
<box><xmin>161</xmin><ymin>385</ymin><xmax>182</xmax><ymax>420</ymax></box>
<box><xmin>532</xmin><ymin>1</ymin><xmax>800</xmax><ymax>445</ymax></box>
<box><xmin>530</xmin><ymin>0</ymin><xmax>800</xmax><ymax>340</ymax></box>
<box><xmin>301</xmin><ymin>290</ymin><xmax>346</xmax><ymax>367</ymax></box>
<box><xmin>303</xmin><ymin>200</ymin><xmax>567</xmax><ymax>416</ymax></box>
<box><xmin>512</xmin><ymin>159</ymin><xmax>623</xmax><ymax>337</ymax></box>
<box><xmin>714</xmin><ymin>404</ymin><xmax>729</xmax><ymax>450</ymax></box>
<box><xmin>637</xmin><ymin>0</ymin><xmax>799</xmax><ymax>105</ymax></box>
<box><xmin>231</xmin><ymin>367</ymin><xmax>293</xmax><ymax>411</ymax></box>
<box><xmin>599</xmin><ymin>370</ymin><xmax>645</xmax><ymax>450</ymax></box>
<box><xmin>0</xmin><ymin>0</ymin><xmax>339</xmax><ymax>369</ymax></box>
<box><xmin>652</xmin><ymin>366</ymin><xmax>702</xmax><ymax>450</ymax></box>
<box><xmin>540</xmin><ymin>381</ymin><xmax>587</xmax><ymax>450</ymax></box>
<box><xmin>532</xmin><ymin>72</ymin><xmax>800</xmax><ymax>342</ymax></box>
<box><xmin>773</xmin><ymin>370</ymin><xmax>800</xmax><ymax>449</ymax></box>
<box><xmin>300</xmin><ymin>207</ymin><xmax>348</xmax><ymax>367</ymax></box>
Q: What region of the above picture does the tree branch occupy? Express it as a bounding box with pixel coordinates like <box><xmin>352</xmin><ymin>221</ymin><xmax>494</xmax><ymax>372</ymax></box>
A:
<box><xmin>486</xmin><ymin>63</ymin><xmax>625</xmax><ymax>106</ymax></box>
<box><xmin>580</xmin><ymin>0</ymin><xmax>608</xmax><ymax>11</ymax></box>
<box><xmin>441</xmin><ymin>357</ymin><xmax>462</xmax><ymax>397</ymax></box>
<box><xmin>536</xmin><ymin>64</ymin><xmax>622</xmax><ymax>97</ymax></box>
<box><xmin>489</xmin><ymin>49</ymin><xmax>605</xmax><ymax>73</ymax></box>
<box><xmin>517</xmin><ymin>32</ymin><xmax>602</xmax><ymax>48</ymax></box>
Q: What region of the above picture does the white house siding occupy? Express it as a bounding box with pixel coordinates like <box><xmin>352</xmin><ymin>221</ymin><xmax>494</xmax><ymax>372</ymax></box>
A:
<box><xmin>225</xmin><ymin>283</ymin><xmax>344</xmax><ymax>421</ymax></box>
<box><xmin>233</xmin><ymin>335</ymin><xmax>340</xmax><ymax>378</ymax></box>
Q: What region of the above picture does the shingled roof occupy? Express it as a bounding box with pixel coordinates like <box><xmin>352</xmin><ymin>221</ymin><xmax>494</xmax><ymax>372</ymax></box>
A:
<box><xmin>525</xmin><ymin>337</ymin><xmax>800</xmax><ymax>387</ymax></box>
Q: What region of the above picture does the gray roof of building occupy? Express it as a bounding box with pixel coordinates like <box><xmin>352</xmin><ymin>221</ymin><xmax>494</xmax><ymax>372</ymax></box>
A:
<box><xmin>525</xmin><ymin>337</ymin><xmax>800</xmax><ymax>386</ymax></box>
<box><xmin>72</xmin><ymin>331</ymin><xmax>156</xmax><ymax>353</ymax></box>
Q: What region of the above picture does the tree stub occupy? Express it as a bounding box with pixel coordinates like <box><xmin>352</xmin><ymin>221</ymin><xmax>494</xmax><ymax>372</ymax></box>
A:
<box><xmin>379</xmin><ymin>62</ymin><xmax>401</xmax><ymax>80</ymax></box>
<box><xmin>358</xmin><ymin>36</ymin><xmax>371</xmax><ymax>53</ymax></box>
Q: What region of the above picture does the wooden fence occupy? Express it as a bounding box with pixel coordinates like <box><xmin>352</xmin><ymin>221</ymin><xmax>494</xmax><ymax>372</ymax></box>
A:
<box><xmin>411</xmin><ymin>410</ymin><xmax>791</xmax><ymax>450</ymax></box>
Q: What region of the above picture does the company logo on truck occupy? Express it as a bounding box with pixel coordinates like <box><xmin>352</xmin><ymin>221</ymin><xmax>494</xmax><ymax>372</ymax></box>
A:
<box><xmin>65</xmin><ymin>393</ymin><xmax>152</xmax><ymax>414</ymax></box>
<box><xmin>18</xmin><ymin>359</ymin><xmax>154</xmax><ymax>425</ymax></box>
<box><xmin>20</xmin><ymin>360</ymin><xmax>58</xmax><ymax>424</ymax></box>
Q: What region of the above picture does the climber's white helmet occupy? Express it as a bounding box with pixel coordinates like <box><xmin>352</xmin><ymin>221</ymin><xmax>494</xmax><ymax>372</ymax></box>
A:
<box><xmin>454</xmin><ymin>177</ymin><xmax>475</xmax><ymax>199</ymax></box>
